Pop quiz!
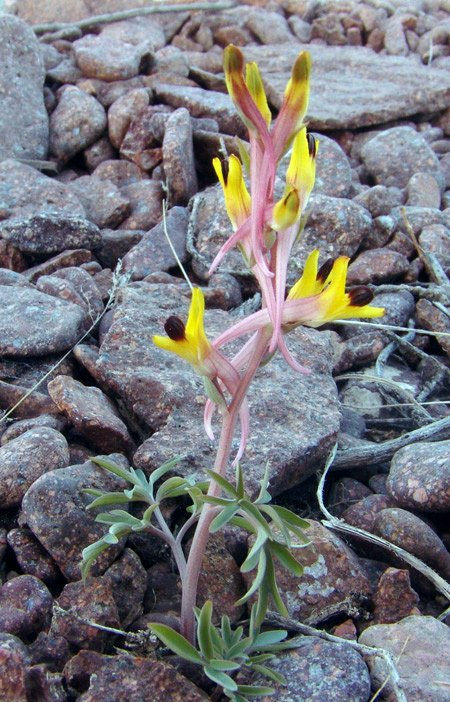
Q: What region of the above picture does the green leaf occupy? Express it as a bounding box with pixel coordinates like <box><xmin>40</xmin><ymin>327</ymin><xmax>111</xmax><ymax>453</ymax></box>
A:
<box><xmin>86</xmin><ymin>492</ymin><xmax>131</xmax><ymax>509</ymax></box>
<box><xmin>201</xmin><ymin>496</ymin><xmax>234</xmax><ymax>507</ymax></box>
<box><xmin>235</xmin><ymin>464</ymin><xmax>245</xmax><ymax>500</ymax></box>
<box><xmin>206</xmin><ymin>470</ymin><xmax>239</xmax><ymax>499</ymax></box>
<box><xmin>210</xmin><ymin>504</ymin><xmax>239</xmax><ymax>533</ymax></box>
<box><xmin>141</xmin><ymin>504</ymin><xmax>158</xmax><ymax>524</ymax></box>
<box><xmin>255</xmin><ymin>462</ymin><xmax>271</xmax><ymax>505</ymax></box>
<box><xmin>235</xmin><ymin>684</ymin><xmax>275</xmax><ymax>696</ymax></box>
<box><xmin>148</xmin><ymin>456</ymin><xmax>183</xmax><ymax>489</ymax></box>
<box><xmin>226</xmin><ymin>636</ymin><xmax>252</xmax><ymax>659</ymax></box>
<box><xmin>123</xmin><ymin>485</ymin><xmax>150</xmax><ymax>502</ymax></box>
<box><xmin>209</xmin><ymin>659</ymin><xmax>240</xmax><ymax>672</ymax></box>
<box><xmin>229</xmin><ymin>515</ymin><xmax>257</xmax><ymax>534</ymax></box>
<box><xmin>90</xmin><ymin>457</ymin><xmax>138</xmax><ymax>485</ymax></box>
<box><xmin>236</xmin><ymin>549</ymin><xmax>267</xmax><ymax>606</ymax></box>
<box><xmin>230</xmin><ymin>624</ymin><xmax>244</xmax><ymax>648</ymax></box>
<box><xmin>203</xmin><ymin>376</ymin><xmax>227</xmax><ymax>407</ymax></box>
<box><xmin>252</xmin><ymin>630</ymin><xmax>287</xmax><ymax>647</ymax></box>
<box><xmin>269</xmin><ymin>541</ymin><xmax>303</xmax><ymax>577</ymax></box>
<box><xmin>240</xmin><ymin>529</ymin><xmax>268</xmax><ymax>572</ymax></box>
<box><xmin>248</xmin><ymin>663</ymin><xmax>286</xmax><ymax>685</ymax></box>
<box><xmin>149</xmin><ymin>624</ymin><xmax>203</xmax><ymax>664</ymax></box>
<box><xmin>254</xmin><ymin>581</ymin><xmax>270</xmax><ymax>629</ymax></box>
<box><xmin>105</xmin><ymin>510</ymin><xmax>143</xmax><ymax>528</ymax></box>
<box><xmin>259</xmin><ymin>505</ymin><xmax>291</xmax><ymax>546</ymax></box>
<box><xmin>266</xmin><ymin>553</ymin><xmax>288</xmax><ymax>618</ymax></box>
<box><xmin>81</xmin><ymin>539</ymin><xmax>110</xmax><ymax>579</ymax></box>
<box><xmin>239</xmin><ymin>500</ymin><xmax>272</xmax><ymax>536</ymax></box>
<box><xmin>155</xmin><ymin>476</ymin><xmax>189</xmax><ymax>501</ymax></box>
<box><xmin>221</xmin><ymin>615</ymin><xmax>233</xmax><ymax>648</ymax></box>
<box><xmin>204</xmin><ymin>666</ymin><xmax>237</xmax><ymax>691</ymax></box>
<box><xmin>269</xmin><ymin>506</ymin><xmax>310</xmax><ymax>531</ymax></box>
<box><xmin>197</xmin><ymin>601</ymin><xmax>214</xmax><ymax>660</ymax></box>
<box><xmin>82</xmin><ymin>488</ymin><xmax>104</xmax><ymax>497</ymax></box>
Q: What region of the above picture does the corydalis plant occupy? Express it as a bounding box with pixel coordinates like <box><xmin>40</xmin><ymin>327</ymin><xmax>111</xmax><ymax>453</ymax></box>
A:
<box><xmin>82</xmin><ymin>45</ymin><xmax>384</xmax><ymax>701</ymax></box>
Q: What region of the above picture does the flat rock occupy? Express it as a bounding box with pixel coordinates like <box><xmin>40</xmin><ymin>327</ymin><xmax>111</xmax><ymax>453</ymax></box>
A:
<box><xmin>241</xmin><ymin>44</ymin><xmax>450</xmax><ymax>130</ymax></box>
<box><xmin>122</xmin><ymin>206</ymin><xmax>188</xmax><ymax>280</ymax></box>
<box><xmin>0</xmin><ymin>160</ymin><xmax>85</xmax><ymax>220</ymax></box>
<box><xmin>94</xmin><ymin>282</ymin><xmax>339</xmax><ymax>497</ymax></box>
<box><xmin>0</xmin><ymin>285</ymin><xmax>88</xmax><ymax>357</ymax></box>
<box><xmin>49</xmin><ymin>86</ymin><xmax>107</xmax><ymax>164</ymax></box>
<box><xmin>387</xmin><ymin>440</ymin><xmax>450</xmax><ymax>512</ymax></box>
<box><xmin>21</xmin><ymin>457</ymin><xmax>129</xmax><ymax>581</ymax></box>
<box><xmin>359</xmin><ymin>615</ymin><xmax>450</xmax><ymax>701</ymax></box>
<box><xmin>47</xmin><ymin>375</ymin><xmax>134</xmax><ymax>454</ymax></box>
<box><xmin>0</xmin><ymin>213</ymin><xmax>101</xmax><ymax>255</ymax></box>
<box><xmin>0</xmin><ymin>427</ymin><xmax>69</xmax><ymax>509</ymax></box>
<box><xmin>361</xmin><ymin>126</ymin><xmax>444</xmax><ymax>189</ymax></box>
<box><xmin>0</xmin><ymin>15</ymin><xmax>48</xmax><ymax>161</ymax></box>
<box><xmin>73</xmin><ymin>34</ymin><xmax>151</xmax><ymax>82</ymax></box>
<box><xmin>241</xmin><ymin>637</ymin><xmax>371</xmax><ymax>702</ymax></box>
<box><xmin>25</xmin><ymin>250</ymin><xmax>94</xmax><ymax>283</ymax></box>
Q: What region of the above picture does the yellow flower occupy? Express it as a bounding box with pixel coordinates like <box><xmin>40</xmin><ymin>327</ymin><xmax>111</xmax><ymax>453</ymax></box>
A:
<box><xmin>245</xmin><ymin>61</ymin><xmax>271</xmax><ymax>128</ymax></box>
<box><xmin>223</xmin><ymin>45</ymin><xmax>271</xmax><ymax>137</ymax></box>
<box><xmin>153</xmin><ymin>288</ymin><xmax>212</xmax><ymax>375</ymax></box>
<box><xmin>272</xmin><ymin>51</ymin><xmax>311</xmax><ymax>159</ymax></box>
<box><xmin>213</xmin><ymin>155</ymin><xmax>251</xmax><ymax>230</ymax></box>
<box><xmin>286</xmin><ymin>252</ymin><xmax>385</xmax><ymax>327</ymax></box>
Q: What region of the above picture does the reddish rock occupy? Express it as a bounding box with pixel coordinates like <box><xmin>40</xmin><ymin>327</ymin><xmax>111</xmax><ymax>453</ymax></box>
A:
<box><xmin>406</xmin><ymin>172</ymin><xmax>441</xmax><ymax>208</ymax></box>
<box><xmin>0</xmin><ymin>240</ymin><xmax>27</xmax><ymax>273</ymax></box>
<box><xmin>0</xmin><ymin>633</ymin><xmax>29</xmax><ymax>701</ymax></box>
<box><xmin>25</xmin><ymin>249</ymin><xmax>94</xmax><ymax>283</ymax></box>
<box><xmin>346</xmin><ymin>248</ymin><xmax>409</xmax><ymax>285</ymax></box>
<box><xmin>84</xmin><ymin>136</ymin><xmax>116</xmax><ymax>171</ymax></box>
<box><xmin>328</xmin><ymin>477</ymin><xmax>373</xmax><ymax>518</ymax></box>
<box><xmin>7</xmin><ymin>528</ymin><xmax>61</xmax><ymax>585</ymax></box>
<box><xmin>342</xmin><ymin>494</ymin><xmax>397</xmax><ymax>533</ymax></box>
<box><xmin>93</xmin><ymin>159</ymin><xmax>146</xmax><ymax>187</ymax></box>
<box><xmin>162</xmin><ymin>108</ymin><xmax>198</xmax><ymax>205</ymax></box>
<box><xmin>97</xmin><ymin>229</ymin><xmax>144</xmax><ymax>268</ymax></box>
<box><xmin>107</xmin><ymin>88</ymin><xmax>149</xmax><ymax>149</ymax></box>
<box><xmin>73</xmin><ymin>34</ymin><xmax>151</xmax><ymax>82</ymax></box>
<box><xmin>416</xmin><ymin>298</ymin><xmax>450</xmax><ymax>356</ymax></box>
<box><xmin>45</xmin><ymin>266</ymin><xmax>104</xmax><ymax>320</ymax></box>
<box><xmin>373</xmin><ymin>567</ymin><xmax>420</xmax><ymax>624</ymax></box>
<box><xmin>67</xmin><ymin>176</ymin><xmax>130</xmax><ymax>229</ymax></box>
<box><xmin>119</xmin><ymin>180</ymin><xmax>163</xmax><ymax>230</ymax></box>
<box><xmin>195</xmin><ymin>533</ymin><xmax>245</xmax><ymax>623</ymax></box>
<box><xmin>0</xmin><ymin>575</ymin><xmax>53</xmax><ymax>641</ymax></box>
<box><xmin>103</xmin><ymin>549</ymin><xmax>147</xmax><ymax>628</ymax></box>
<box><xmin>50</xmin><ymin>86</ymin><xmax>106</xmax><ymax>164</ymax></box>
<box><xmin>0</xmin><ymin>213</ymin><xmax>101</xmax><ymax>255</ymax></box>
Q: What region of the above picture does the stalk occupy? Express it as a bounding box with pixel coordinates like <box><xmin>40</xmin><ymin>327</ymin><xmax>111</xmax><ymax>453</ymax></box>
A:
<box><xmin>180</xmin><ymin>330</ymin><xmax>270</xmax><ymax>643</ymax></box>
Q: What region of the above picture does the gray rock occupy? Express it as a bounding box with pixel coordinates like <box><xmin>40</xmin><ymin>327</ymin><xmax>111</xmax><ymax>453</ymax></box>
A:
<box><xmin>406</xmin><ymin>172</ymin><xmax>441</xmax><ymax>208</ymax></box>
<box><xmin>6</xmin><ymin>528</ymin><xmax>61</xmax><ymax>585</ymax></box>
<box><xmin>0</xmin><ymin>633</ymin><xmax>29</xmax><ymax>700</ymax></box>
<box><xmin>122</xmin><ymin>206</ymin><xmax>188</xmax><ymax>280</ymax></box>
<box><xmin>103</xmin><ymin>549</ymin><xmax>147</xmax><ymax>628</ymax></box>
<box><xmin>21</xmin><ymin>457</ymin><xmax>129</xmax><ymax>581</ymax></box>
<box><xmin>0</xmin><ymin>15</ymin><xmax>48</xmax><ymax>161</ymax></box>
<box><xmin>241</xmin><ymin>637</ymin><xmax>371</xmax><ymax>702</ymax></box>
<box><xmin>49</xmin><ymin>86</ymin><xmax>107</xmax><ymax>164</ymax></box>
<box><xmin>163</xmin><ymin>108</ymin><xmax>198</xmax><ymax>205</ymax></box>
<box><xmin>67</xmin><ymin>176</ymin><xmax>130</xmax><ymax>229</ymax></box>
<box><xmin>0</xmin><ymin>575</ymin><xmax>52</xmax><ymax>641</ymax></box>
<box><xmin>361</xmin><ymin>127</ymin><xmax>443</xmax><ymax>189</ymax></box>
<box><xmin>0</xmin><ymin>213</ymin><xmax>101</xmax><ymax>255</ymax></box>
<box><xmin>107</xmin><ymin>88</ymin><xmax>149</xmax><ymax>149</ymax></box>
<box><xmin>347</xmin><ymin>248</ymin><xmax>409</xmax><ymax>285</ymax></box>
<box><xmin>119</xmin><ymin>180</ymin><xmax>163</xmax><ymax>230</ymax></box>
<box><xmin>390</xmin><ymin>205</ymin><xmax>444</xmax><ymax>234</ymax></box>
<box><xmin>93</xmin><ymin>282</ymin><xmax>340</xmax><ymax>498</ymax></box>
<box><xmin>359</xmin><ymin>616</ymin><xmax>450</xmax><ymax>702</ymax></box>
<box><xmin>241</xmin><ymin>44</ymin><xmax>450</xmax><ymax>130</ymax></box>
<box><xmin>73</xmin><ymin>34</ymin><xmax>151</xmax><ymax>82</ymax></box>
<box><xmin>419</xmin><ymin>224</ymin><xmax>450</xmax><ymax>275</ymax></box>
<box><xmin>0</xmin><ymin>285</ymin><xmax>87</xmax><ymax>356</ymax></box>
<box><xmin>46</xmin><ymin>266</ymin><xmax>104</xmax><ymax>320</ymax></box>
<box><xmin>353</xmin><ymin>185</ymin><xmax>404</xmax><ymax>218</ymax></box>
<box><xmin>387</xmin><ymin>440</ymin><xmax>450</xmax><ymax>512</ymax></box>
<box><xmin>0</xmin><ymin>427</ymin><xmax>69</xmax><ymax>509</ymax></box>
<box><xmin>97</xmin><ymin>229</ymin><xmax>144</xmax><ymax>268</ymax></box>
<box><xmin>245</xmin><ymin>8</ymin><xmax>294</xmax><ymax>44</ymax></box>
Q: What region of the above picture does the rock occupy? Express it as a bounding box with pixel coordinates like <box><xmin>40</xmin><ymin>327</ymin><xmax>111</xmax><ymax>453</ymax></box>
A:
<box><xmin>361</xmin><ymin>126</ymin><xmax>444</xmax><ymax>189</ymax></box>
<box><xmin>0</xmin><ymin>213</ymin><xmax>101</xmax><ymax>255</ymax></box>
<box><xmin>99</xmin><ymin>15</ymin><xmax>166</xmax><ymax>51</ymax></box>
<box><xmin>0</xmin><ymin>15</ymin><xmax>48</xmax><ymax>161</ymax></box>
<box><xmin>50</xmin><ymin>577</ymin><xmax>120</xmax><ymax>652</ymax></box>
<box><xmin>204</xmin><ymin>272</ymin><xmax>243</xmax><ymax>310</ymax></box>
<box><xmin>97</xmin><ymin>229</ymin><xmax>144</xmax><ymax>268</ymax></box>
<box><xmin>73</xmin><ymin>34</ymin><xmax>151</xmax><ymax>82</ymax></box>
<box><xmin>288</xmin><ymin>16</ymin><xmax>313</xmax><ymax>43</ymax></box>
<box><xmin>0</xmin><ymin>427</ymin><xmax>69</xmax><ymax>509</ymax></box>
<box><xmin>373</xmin><ymin>567</ymin><xmax>420</xmax><ymax>624</ymax></box>
<box><xmin>328</xmin><ymin>477</ymin><xmax>373</xmax><ymax>518</ymax></box>
<box><xmin>406</xmin><ymin>172</ymin><xmax>441</xmax><ymax>208</ymax></box>
<box><xmin>163</xmin><ymin>108</ymin><xmax>198</xmax><ymax>205</ymax></box>
<box><xmin>374</xmin><ymin>507</ymin><xmax>450</xmax><ymax>580</ymax></box>
<box><xmin>0</xmin><ymin>285</ymin><xmax>87</xmax><ymax>357</ymax></box>
<box><xmin>1</xmin><ymin>415</ymin><xmax>66</xmax><ymax>445</ymax></box>
<box><xmin>241</xmin><ymin>637</ymin><xmax>371</xmax><ymax>702</ymax></box>
<box><xmin>387</xmin><ymin>441</ymin><xmax>450</xmax><ymax>513</ymax></box>
<box><xmin>0</xmin><ymin>269</ymin><xmax>31</xmax><ymax>288</ymax></box>
<box><xmin>67</xmin><ymin>176</ymin><xmax>130</xmax><ymax>229</ymax></box>
<box><xmin>93</xmin><ymin>159</ymin><xmax>146</xmax><ymax>187</ymax></box>
<box><xmin>246</xmin><ymin>8</ymin><xmax>294</xmax><ymax>43</ymax></box>
<box><xmin>384</xmin><ymin>16</ymin><xmax>409</xmax><ymax>55</ymax></box>
<box><xmin>122</xmin><ymin>206</ymin><xmax>188</xmax><ymax>280</ymax></box>
<box><xmin>342</xmin><ymin>494</ymin><xmax>398</xmax><ymax>533</ymax></box>
<box><xmin>416</xmin><ymin>298</ymin><xmax>450</xmax><ymax>356</ymax></box>
<box><xmin>49</xmin><ymin>86</ymin><xmax>107</xmax><ymax>164</ymax></box>
<box><xmin>419</xmin><ymin>224</ymin><xmax>450</xmax><ymax>275</ymax></box>
<box><xmin>25</xmin><ymin>250</ymin><xmax>94</xmax><ymax>284</ymax></box>
<box><xmin>143</xmin><ymin>562</ymin><xmax>181</xmax><ymax>616</ymax></box>
<box><xmin>43</xmin><ymin>266</ymin><xmax>104</xmax><ymax>320</ymax></box>
<box><xmin>195</xmin><ymin>533</ymin><xmax>245</xmax><ymax>623</ymax></box>
<box><xmin>244</xmin><ymin>520</ymin><xmax>372</xmax><ymax>624</ymax></box>
<box><xmin>107</xmin><ymin>88</ymin><xmax>149</xmax><ymax>149</ymax></box>
<box><xmin>346</xmin><ymin>249</ymin><xmax>409</xmax><ymax>285</ymax></box>
<box><xmin>353</xmin><ymin>184</ymin><xmax>404</xmax><ymax>218</ymax></box>
<box><xmin>27</xmin><ymin>631</ymin><xmax>70</xmax><ymax>672</ymax></box>
<box><xmin>21</xmin><ymin>664</ymin><xmax>67</xmax><ymax>701</ymax></box>
<box><xmin>0</xmin><ymin>159</ymin><xmax>85</xmax><ymax>219</ymax></box>
<box><xmin>96</xmin><ymin>282</ymin><xmax>340</xmax><ymax>498</ymax></box>
<box><xmin>6</xmin><ymin>528</ymin><xmax>60</xmax><ymax>585</ymax></box>
<box><xmin>103</xmin><ymin>549</ymin><xmax>147</xmax><ymax>628</ymax></box>
<box><xmin>0</xmin><ymin>240</ymin><xmax>26</xmax><ymax>273</ymax></box>
<box><xmin>84</xmin><ymin>136</ymin><xmax>116</xmax><ymax>171</ymax></box>
<box><xmin>21</xmin><ymin>457</ymin><xmax>129</xmax><ymax>581</ymax></box>
<box><xmin>0</xmin><ymin>575</ymin><xmax>53</xmax><ymax>641</ymax></box>
<box><xmin>312</xmin><ymin>13</ymin><xmax>347</xmax><ymax>45</ymax></box>
<box><xmin>47</xmin><ymin>376</ymin><xmax>134</xmax><ymax>454</ymax></box>
<box><xmin>359</xmin><ymin>615</ymin><xmax>450</xmax><ymax>701</ymax></box>
<box><xmin>241</xmin><ymin>44</ymin><xmax>450</xmax><ymax>130</ymax></box>
<box><xmin>119</xmin><ymin>105</ymin><xmax>169</xmax><ymax>171</ymax></box>
<box><xmin>119</xmin><ymin>180</ymin><xmax>163</xmax><ymax>230</ymax></box>
<box><xmin>76</xmin><ymin>653</ymin><xmax>209</xmax><ymax>701</ymax></box>
<box><xmin>390</xmin><ymin>205</ymin><xmax>444</xmax><ymax>234</ymax></box>
<box><xmin>0</xmin><ymin>633</ymin><xmax>29</xmax><ymax>700</ymax></box>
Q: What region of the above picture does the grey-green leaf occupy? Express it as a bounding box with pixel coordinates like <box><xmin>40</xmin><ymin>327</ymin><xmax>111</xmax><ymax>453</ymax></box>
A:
<box><xmin>149</xmin><ymin>624</ymin><xmax>203</xmax><ymax>664</ymax></box>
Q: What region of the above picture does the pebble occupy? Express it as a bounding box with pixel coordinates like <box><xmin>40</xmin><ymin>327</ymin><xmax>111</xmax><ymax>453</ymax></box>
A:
<box><xmin>390</xmin><ymin>205</ymin><xmax>444</xmax><ymax>234</ymax></box>
<box><xmin>122</xmin><ymin>205</ymin><xmax>188</xmax><ymax>280</ymax></box>
<box><xmin>246</xmin><ymin>8</ymin><xmax>294</xmax><ymax>44</ymax></box>
<box><xmin>0</xmin><ymin>575</ymin><xmax>53</xmax><ymax>641</ymax></box>
<box><xmin>352</xmin><ymin>184</ymin><xmax>403</xmax><ymax>218</ymax></box>
<box><xmin>107</xmin><ymin>88</ymin><xmax>149</xmax><ymax>149</ymax></box>
<box><xmin>328</xmin><ymin>477</ymin><xmax>373</xmax><ymax>517</ymax></box>
<box><xmin>360</xmin><ymin>126</ymin><xmax>444</xmax><ymax>189</ymax></box>
<box><xmin>384</xmin><ymin>16</ymin><xmax>409</xmax><ymax>55</ymax></box>
<box><xmin>1</xmin><ymin>414</ymin><xmax>66</xmax><ymax>445</ymax></box>
<box><xmin>47</xmin><ymin>375</ymin><xmax>134</xmax><ymax>454</ymax></box>
<box><xmin>118</xmin><ymin>180</ymin><xmax>163</xmax><ymax>230</ymax></box>
<box><xmin>0</xmin><ymin>240</ymin><xmax>26</xmax><ymax>273</ymax></box>
<box><xmin>373</xmin><ymin>567</ymin><xmax>420</xmax><ymax>624</ymax></box>
<box><xmin>96</xmin><ymin>229</ymin><xmax>144</xmax><ymax>268</ymax></box>
<box><xmin>416</xmin><ymin>298</ymin><xmax>450</xmax><ymax>356</ymax></box>
<box><xmin>0</xmin><ymin>15</ymin><xmax>48</xmax><ymax>161</ymax></box>
<box><xmin>374</xmin><ymin>507</ymin><xmax>450</xmax><ymax>580</ymax></box>
<box><xmin>347</xmin><ymin>248</ymin><xmax>409</xmax><ymax>285</ymax></box>
<box><xmin>419</xmin><ymin>224</ymin><xmax>450</xmax><ymax>275</ymax></box>
<box><xmin>84</xmin><ymin>136</ymin><xmax>116</xmax><ymax>171</ymax></box>
<box><xmin>306</xmin><ymin>133</ymin><xmax>353</xmax><ymax>198</ymax></box>
<box><xmin>342</xmin><ymin>494</ymin><xmax>397</xmax><ymax>532</ymax></box>
<box><xmin>21</xmin><ymin>457</ymin><xmax>129</xmax><ymax>581</ymax></box>
<box><xmin>387</xmin><ymin>440</ymin><xmax>450</xmax><ymax>512</ymax></box>
<box><xmin>0</xmin><ymin>213</ymin><xmax>101</xmax><ymax>255</ymax></box>
<box><xmin>49</xmin><ymin>86</ymin><xmax>107</xmax><ymax>163</ymax></box>
<box><xmin>93</xmin><ymin>159</ymin><xmax>146</xmax><ymax>187</ymax></box>
<box><xmin>6</xmin><ymin>528</ymin><xmax>61</xmax><ymax>585</ymax></box>
<box><xmin>0</xmin><ymin>427</ymin><xmax>69</xmax><ymax>508</ymax></box>
<box><xmin>67</xmin><ymin>176</ymin><xmax>130</xmax><ymax>229</ymax></box>
<box><xmin>73</xmin><ymin>34</ymin><xmax>151</xmax><ymax>82</ymax></box>
<box><xmin>27</xmin><ymin>631</ymin><xmax>70</xmax><ymax>672</ymax></box>
<box><xmin>25</xmin><ymin>249</ymin><xmax>94</xmax><ymax>284</ymax></box>
<box><xmin>406</xmin><ymin>172</ymin><xmax>441</xmax><ymax>208</ymax></box>
<box><xmin>359</xmin><ymin>615</ymin><xmax>450</xmax><ymax>701</ymax></box>
<box><xmin>103</xmin><ymin>549</ymin><xmax>147</xmax><ymax>628</ymax></box>
<box><xmin>0</xmin><ymin>633</ymin><xmax>29</xmax><ymax>700</ymax></box>
<box><xmin>163</xmin><ymin>108</ymin><xmax>198</xmax><ymax>205</ymax></box>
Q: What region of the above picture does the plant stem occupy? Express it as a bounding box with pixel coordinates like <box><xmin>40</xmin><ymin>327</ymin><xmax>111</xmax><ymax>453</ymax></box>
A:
<box><xmin>180</xmin><ymin>329</ymin><xmax>270</xmax><ymax>643</ymax></box>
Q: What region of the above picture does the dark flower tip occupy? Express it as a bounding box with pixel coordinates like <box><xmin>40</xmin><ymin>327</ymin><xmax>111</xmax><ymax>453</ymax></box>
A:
<box><xmin>349</xmin><ymin>286</ymin><xmax>374</xmax><ymax>307</ymax></box>
<box><xmin>316</xmin><ymin>258</ymin><xmax>334</xmax><ymax>283</ymax></box>
<box><xmin>164</xmin><ymin>316</ymin><xmax>186</xmax><ymax>341</ymax></box>
<box><xmin>307</xmin><ymin>132</ymin><xmax>317</xmax><ymax>158</ymax></box>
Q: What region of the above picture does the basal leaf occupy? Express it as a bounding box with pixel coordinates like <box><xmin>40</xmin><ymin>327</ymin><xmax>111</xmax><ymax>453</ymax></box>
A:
<box><xmin>197</xmin><ymin>600</ymin><xmax>214</xmax><ymax>660</ymax></box>
<box><xmin>90</xmin><ymin>457</ymin><xmax>137</xmax><ymax>485</ymax></box>
<box><xmin>269</xmin><ymin>541</ymin><xmax>303</xmax><ymax>577</ymax></box>
<box><xmin>251</xmin><ymin>630</ymin><xmax>287</xmax><ymax>647</ymax></box>
<box><xmin>149</xmin><ymin>624</ymin><xmax>203</xmax><ymax>664</ymax></box>
<box><xmin>204</xmin><ymin>666</ymin><xmax>238</xmax><ymax>691</ymax></box>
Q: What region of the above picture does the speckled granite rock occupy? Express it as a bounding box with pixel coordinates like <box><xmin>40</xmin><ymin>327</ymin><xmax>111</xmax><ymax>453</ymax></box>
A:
<box><xmin>0</xmin><ymin>213</ymin><xmax>101</xmax><ymax>255</ymax></box>
<box><xmin>0</xmin><ymin>633</ymin><xmax>29</xmax><ymax>701</ymax></box>
<box><xmin>49</xmin><ymin>86</ymin><xmax>107</xmax><ymax>164</ymax></box>
<box><xmin>387</xmin><ymin>440</ymin><xmax>450</xmax><ymax>512</ymax></box>
<box><xmin>0</xmin><ymin>575</ymin><xmax>53</xmax><ymax>641</ymax></box>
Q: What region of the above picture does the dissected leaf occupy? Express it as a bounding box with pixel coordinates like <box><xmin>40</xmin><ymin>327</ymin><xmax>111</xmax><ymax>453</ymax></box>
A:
<box><xmin>209</xmin><ymin>504</ymin><xmax>239</xmax><ymax>533</ymax></box>
<box><xmin>206</xmin><ymin>469</ymin><xmax>239</xmax><ymax>498</ymax></box>
<box><xmin>269</xmin><ymin>541</ymin><xmax>304</xmax><ymax>577</ymax></box>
